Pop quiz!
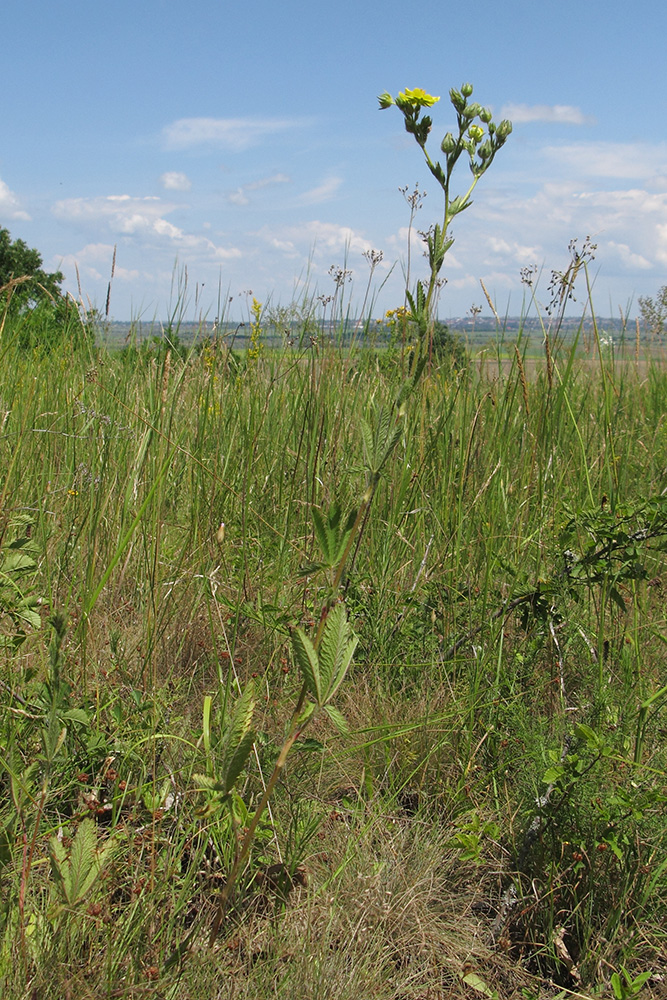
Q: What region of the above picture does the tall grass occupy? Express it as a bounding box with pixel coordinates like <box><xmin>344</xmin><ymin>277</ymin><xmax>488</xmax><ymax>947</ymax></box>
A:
<box><xmin>1</xmin><ymin>298</ymin><xmax>667</xmax><ymax>998</ymax></box>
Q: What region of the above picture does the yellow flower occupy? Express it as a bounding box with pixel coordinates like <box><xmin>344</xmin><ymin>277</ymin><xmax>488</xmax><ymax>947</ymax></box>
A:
<box><xmin>398</xmin><ymin>88</ymin><xmax>440</xmax><ymax>109</ymax></box>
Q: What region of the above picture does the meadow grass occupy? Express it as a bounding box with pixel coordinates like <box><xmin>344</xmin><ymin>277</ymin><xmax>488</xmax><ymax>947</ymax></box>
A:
<box><xmin>1</xmin><ymin>309</ymin><xmax>667</xmax><ymax>999</ymax></box>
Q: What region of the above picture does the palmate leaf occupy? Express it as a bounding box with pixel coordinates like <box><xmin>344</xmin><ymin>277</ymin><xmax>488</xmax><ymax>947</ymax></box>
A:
<box><xmin>291</xmin><ymin>627</ymin><xmax>321</xmax><ymax>703</ymax></box>
<box><xmin>50</xmin><ymin>819</ymin><xmax>117</xmax><ymax>906</ymax></box>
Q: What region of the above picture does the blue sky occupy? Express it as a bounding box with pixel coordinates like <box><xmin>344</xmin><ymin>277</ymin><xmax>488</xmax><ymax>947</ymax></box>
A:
<box><xmin>2</xmin><ymin>0</ymin><xmax>666</xmax><ymax>322</ymax></box>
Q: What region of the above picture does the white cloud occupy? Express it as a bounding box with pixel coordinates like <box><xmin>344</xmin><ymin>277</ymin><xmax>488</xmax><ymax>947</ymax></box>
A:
<box><xmin>162</xmin><ymin>117</ymin><xmax>299</xmax><ymax>151</ymax></box>
<box><xmin>0</xmin><ymin>178</ymin><xmax>30</xmax><ymax>220</ymax></box>
<box><xmin>160</xmin><ymin>171</ymin><xmax>192</xmax><ymax>191</ymax></box>
<box><xmin>58</xmin><ymin>243</ymin><xmax>143</xmax><ymax>284</ymax></box>
<box><xmin>53</xmin><ymin>194</ymin><xmax>171</xmax><ymax>230</ymax></box>
<box><xmin>297</xmin><ymin>176</ymin><xmax>342</xmax><ymax>206</ymax></box>
<box><xmin>265</xmin><ymin>220</ymin><xmax>373</xmax><ymax>257</ymax></box>
<box><xmin>247</xmin><ymin>173</ymin><xmax>290</xmax><ymax>191</ymax></box>
<box><xmin>542</xmin><ymin>142</ymin><xmax>667</xmax><ymax>180</ymax></box>
<box><xmin>52</xmin><ymin>194</ymin><xmax>242</xmax><ymax>260</ymax></box>
<box><xmin>228</xmin><ymin>172</ymin><xmax>290</xmax><ymax>206</ymax></box>
<box><xmin>484</xmin><ymin>235</ymin><xmax>542</xmax><ymax>263</ymax></box>
<box><xmin>607</xmin><ymin>241</ymin><xmax>652</xmax><ymax>270</ymax></box>
<box><xmin>229</xmin><ymin>188</ymin><xmax>249</xmax><ymax>206</ymax></box>
<box><xmin>501</xmin><ymin>103</ymin><xmax>595</xmax><ymax>126</ymax></box>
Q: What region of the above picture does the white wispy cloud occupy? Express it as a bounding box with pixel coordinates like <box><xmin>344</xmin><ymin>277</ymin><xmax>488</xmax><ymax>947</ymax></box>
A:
<box><xmin>52</xmin><ymin>194</ymin><xmax>242</xmax><ymax>260</ymax></box>
<box><xmin>160</xmin><ymin>171</ymin><xmax>192</xmax><ymax>191</ymax></box>
<box><xmin>447</xmin><ymin>174</ymin><xmax>667</xmax><ymax>308</ymax></box>
<box><xmin>542</xmin><ymin>142</ymin><xmax>667</xmax><ymax>180</ymax></box>
<box><xmin>57</xmin><ymin>243</ymin><xmax>142</xmax><ymax>283</ymax></box>
<box><xmin>228</xmin><ymin>172</ymin><xmax>290</xmax><ymax>205</ymax></box>
<box><xmin>607</xmin><ymin>241</ymin><xmax>652</xmax><ymax>270</ymax></box>
<box><xmin>162</xmin><ymin>117</ymin><xmax>300</xmax><ymax>151</ymax></box>
<box><xmin>296</xmin><ymin>176</ymin><xmax>342</xmax><ymax>206</ymax></box>
<box><xmin>0</xmin><ymin>178</ymin><xmax>30</xmax><ymax>220</ymax></box>
<box><xmin>501</xmin><ymin>103</ymin><xmax>595</xmax><ymax>125</ymax></box>
<box><xmin>262</xmin><ymin>220</ymin><xmax>373</xmax><ymax>258</ymax></box>
<box><xmin>53</xmin><ymin>194</ymin><xmax>172</xmax><ymax>233</ymax></box>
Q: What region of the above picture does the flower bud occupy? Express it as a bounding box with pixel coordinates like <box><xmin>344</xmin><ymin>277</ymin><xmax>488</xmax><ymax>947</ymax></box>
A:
<box><xmin>468</xmin><ymin>124</ymin><xmax>484</xmax><ymax>143</ymax></box>
<box><xmin>461</xmin><ymin>82</ymin><xmax>473</xmax><ymax>97</ymax></box>
<box><xmin>440</xmin><ymin>132</ymin><xmax>457</xmax><ymax>154</ymax></box>
<box><xmin>378</xmin><ymin>92</ymin><xmax>395</xmax><ymax>109</ymax></box>
<box><xmin>463</xmin><ymin>102</ymin><xmax>482</xmax><ymax>119</ymax></box>
<box><xmin>449</xmin><ymin>88</ymin><xmax>465</xmax><ymax>112</ymax></box>
<box><xmin>480</xmin><ymin>107</ymin><xmax>492</xmax><ymax>124</ymax></box>
<box><xmin>496</xmin><ymin>119</ymin><xmax>513</xmax><ymax>139</ymax></box>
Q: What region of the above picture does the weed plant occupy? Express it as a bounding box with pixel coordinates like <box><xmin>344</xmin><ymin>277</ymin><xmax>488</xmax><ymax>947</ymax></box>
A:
<box><xmin>2</xmin><ymin>186</ymin><xmax>667</xmax><ymax>1000</ymax></box>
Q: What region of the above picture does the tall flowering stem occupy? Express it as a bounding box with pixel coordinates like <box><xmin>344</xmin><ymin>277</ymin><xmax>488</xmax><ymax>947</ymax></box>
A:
<box><xmin>378</xmin><ymin>85</ymin><xmax>512</xmax><ymax>358</ymax></box>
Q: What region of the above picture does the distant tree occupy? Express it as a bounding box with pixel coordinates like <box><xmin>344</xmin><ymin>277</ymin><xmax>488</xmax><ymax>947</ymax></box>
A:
<box><xmin>0</xmin><ymin>227</ymin><xmax>92</xmax><ymax>351</ymax></box>
<box><xmin>638</xmin><ymin>286</ymin><xmax>667</xmax><ymax>338</ymax></box>
<box><xmin>0</xmin><ymin>227</ymin><xmax>64</xmax><ymax>309</ymax></box>
<box><xmin>431</xmin><ymin>321</ymin><xmax>466</xmax><ymax>368</ymax></box>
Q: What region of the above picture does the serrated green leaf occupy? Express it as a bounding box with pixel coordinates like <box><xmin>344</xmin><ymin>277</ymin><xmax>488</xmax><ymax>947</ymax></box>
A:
<box><xmin>224</xmin><ymin>682</ymin><xmax>255</xmax><ymax>763</ymax></box>
<box><xmin>323</xmin><ymin>704</ymin><xmax>349</xmax><ymax>735</ymax></box>
<box><xmin>295</xmin><ymin>737</ymin><xmax>325</xmax><ymax>751</ymax></box>
<box><xmin>297</xmin><ymin>560</ymin><xmax>327</xmax><ymax>578</ymax></box>
<box><xmin>65</xmin><ymin>819</ymin><xmax>98</xmax><ymax>904</ymax></box>
<box><xmin>291</xmin><ymin>628</ymin><xmax>321</xmax><ymax>703</ymax></box>
<box><xmin>224</xmin><ymin>729</ymin><xmax>255</xmax><ymax>793</ymax></box>
<box><xmin>360</xmin><ymin>418</ymin><xmax>375</xmax><ymax>475</ymax></box>
<box><xmin>334</xmin><ymin>507</ymin><xmax>358</xmax><ymax>565</ymax></box>
<box><xmin>296</xmin><ymin>700</ymin><xmax>316</xmax><ymax>728</ymax></box>
<box><xmin>325</xmin><ymin>634</ymin><xmax>358</xmax><ymax>703</ymax></box>
<box><xmin>543</xmin><ymin>766</ymin><xmax>564</xmax><ymax>784</ymax></box>
<box><xmin>313</xmin><ymin>506</ymin><xmax>335</xmax><ymax>566</ymax></box>
<box><xmin>318</xmin><ymin>604</ymin><xmax>350</xmax><ymax>696</ymax></box>
<box><xmin>192</xmin><ymin>773</ymin><xmax>226</xmax><ymax>792</ymax></box>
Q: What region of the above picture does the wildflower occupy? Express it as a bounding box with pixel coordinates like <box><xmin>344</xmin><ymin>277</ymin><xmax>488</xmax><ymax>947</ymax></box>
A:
<box><xmin>397</xmin><ymin>88</ymin><xmax>440</xmax><ymax>109</ymax></box>
<box><xmin>378</xmin><ymin>88</ymin><xmax>440</xmax><ymax>112</ymax></box>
